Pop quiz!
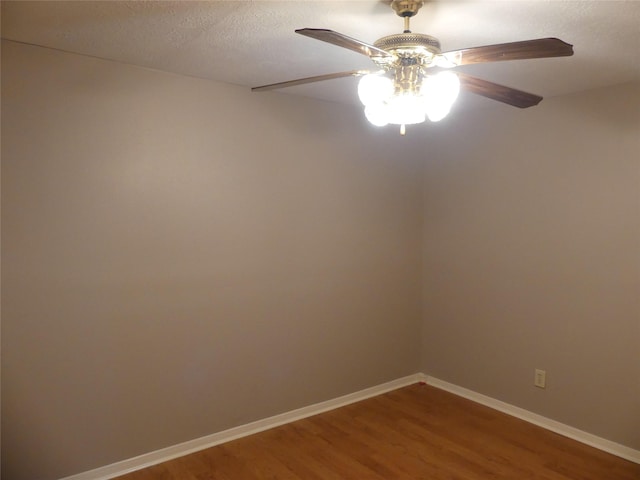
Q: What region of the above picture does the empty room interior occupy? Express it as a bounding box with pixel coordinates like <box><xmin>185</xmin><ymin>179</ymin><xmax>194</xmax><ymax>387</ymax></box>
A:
<box><xmin>1</xmin><ymin>1</ymin><xmax>639</xmax><ymax>479</ymax></box>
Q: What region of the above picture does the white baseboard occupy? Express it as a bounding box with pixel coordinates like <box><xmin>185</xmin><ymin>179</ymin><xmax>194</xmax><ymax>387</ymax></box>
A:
<box><xmin>59</xmin><ymin>374</ymin><xmax>423</xmax><ymax>480</ymax></box>
<box><xmin>60</xmin><ymin>372</ymin><xmax>639</xmax><ymax>479</ymax></box>
<box><xmin>422</xmin><ymin>374</ymin><xmax>640</xmax><ymax>464</ymax></box>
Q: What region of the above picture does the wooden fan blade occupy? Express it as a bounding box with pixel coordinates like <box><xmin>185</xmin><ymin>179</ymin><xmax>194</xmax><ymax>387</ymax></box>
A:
<box><xmin>296</xmin><ymin>28</ymin><xmax>393</xmax><ymax>59</ymax></box>
<box><xmin>442</xmin><ymin>38</ymin><xmax>573</xmax><ymax>66</ymax></box>
<box><xmin>457</xmin><ymin>73</ymin><xmax>542</xmax><ymax>108</ymax></box>
<box><xmin>252</xmin><ymin>70</ymin><xmax>371</xmax><ymax>92</ymax></box>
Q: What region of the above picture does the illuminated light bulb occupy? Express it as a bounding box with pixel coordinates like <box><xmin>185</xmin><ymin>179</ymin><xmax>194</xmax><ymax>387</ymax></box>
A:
<box><xmin>426</xmin><ymin>104</ymin><xmax>451</xmax><ymax>122</ymax></box>
<box><xmin>421</xmin><ymin>71</ymin><xmax>460</xmax><ymax>122</ymax></box>
<box><xmin>364</xmin><ymin>103</ymin><xmax>389</xmax><ymax>127</ymax></box>
<box><xmin>386</xmin><ymin>94</ymin><xmax>426</xmax><ymax>125</ymax></box>
<box><xmin>358</xmin><ymin>74</ymin><xmax>394</xmax><ymax>106</ymax></box>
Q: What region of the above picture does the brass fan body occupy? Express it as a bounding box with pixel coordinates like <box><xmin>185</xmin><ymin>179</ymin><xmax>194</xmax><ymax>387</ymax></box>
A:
<box><xmin>371</xmin><ymin>33</ymin><xmax>442</xmax><ymax>96</ymax></box>
<box><xmin>390</xmin><ymin>0</ymin><xmax>426</xmax><ymax>18</ymax></box>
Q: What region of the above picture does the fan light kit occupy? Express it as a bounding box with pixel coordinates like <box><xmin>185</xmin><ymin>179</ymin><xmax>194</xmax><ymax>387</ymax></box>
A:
<box><xmin>253</xmin><ymin>0</ymin><xmax>574</xmax><ymax>135</ymax></box>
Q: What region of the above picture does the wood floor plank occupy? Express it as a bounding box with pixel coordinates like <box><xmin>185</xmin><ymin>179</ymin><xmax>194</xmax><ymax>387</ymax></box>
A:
<box><xmin>115</xmin><ymin>383</ymin><xmax>640</xmax><ymax>480</ymax></box>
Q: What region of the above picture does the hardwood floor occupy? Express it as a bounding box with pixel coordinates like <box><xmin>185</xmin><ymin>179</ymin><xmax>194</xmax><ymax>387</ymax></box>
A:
<box><xmin>115</xmin><ymin>383</ymin><xmax>640</xmax><ymax>479</ymax></box>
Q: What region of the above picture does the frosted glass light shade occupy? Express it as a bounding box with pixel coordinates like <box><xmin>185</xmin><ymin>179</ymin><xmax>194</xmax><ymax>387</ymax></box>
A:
<box><xmin>425</xmin><ymin>104</ymin><xmax>452</xmax><ymax>122</ymax></box>
<box><xmin>386</xmin><ymin>94</ymin><xmax>426</xmax><ymax>125</ymax></box>
<box><xmin>364</xmin><ymin>95</ymin><xmax>426</xmax><ymax>127</ymax></box>
<box><xmin>422</xmin><ymin>72</ymin><xmax>460</xmax><ymax>122</ymax></box>
<box><xmin>364</xmin><ymin>104</ymin><xmax>389</xmax><ymax>127</ymax></box>
<box><xmin>360</xmin><ymin>71</ymin><xmax>460</xmax><ymax>127</ymax></box>
<box><xmin>358</xmin><ymin>74</ymin><xmax>394</xmax><ymax>106</ymax></box>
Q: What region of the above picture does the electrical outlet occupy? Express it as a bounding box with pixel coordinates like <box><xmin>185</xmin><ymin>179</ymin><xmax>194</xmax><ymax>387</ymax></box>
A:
<box><xmin>534</xmin><ymin>369</ymin><xmax>546</xmax><ymax>388</ymax></box>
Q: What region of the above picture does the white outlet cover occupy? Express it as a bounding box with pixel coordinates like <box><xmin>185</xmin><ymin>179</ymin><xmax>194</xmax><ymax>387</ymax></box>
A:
<box><xmin>534</xmin><ymin>369</ymin><xmax>546</xmax><ymax>388</ymax></box>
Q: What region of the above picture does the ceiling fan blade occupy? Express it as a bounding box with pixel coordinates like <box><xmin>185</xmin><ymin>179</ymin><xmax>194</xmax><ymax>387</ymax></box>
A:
<box><xmin>441</xmin><ymin>38</ymin><xmax>573</xmax><ymax>66</ymax></box>
<box><xmin>457</xmin><ymin>73</ymin><xmax>542</xmax><ymax>108</ymax></box>
<box><xmin>252</xmin><ymin>70</ymin><xmax>371</xmax><ymax>92</ymax></box>
<box><xmin>296</xmin><ymin>28</ymin><xmax>393</xmax><ymax>59</ymax></box>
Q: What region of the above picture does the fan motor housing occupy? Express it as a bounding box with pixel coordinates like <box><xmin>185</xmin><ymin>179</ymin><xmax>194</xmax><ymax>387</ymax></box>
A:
<box><xmin>374</xmin><ymin>33</ymin><xmax>441</xmax><ymax>67</ymax></box>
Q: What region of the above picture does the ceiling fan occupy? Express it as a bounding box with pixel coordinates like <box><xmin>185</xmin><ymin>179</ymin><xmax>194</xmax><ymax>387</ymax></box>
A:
<box><xmin>252</xmin><ymin>0</ymin><xmax>574</xmax><ymax>134</ymax></box>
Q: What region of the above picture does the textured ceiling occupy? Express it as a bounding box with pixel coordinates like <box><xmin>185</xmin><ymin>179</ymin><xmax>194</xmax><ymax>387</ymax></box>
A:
<box><xmin>2</xmin><ymin>1</ymin><xmax>640</xmax><ymax>110</ymax></box>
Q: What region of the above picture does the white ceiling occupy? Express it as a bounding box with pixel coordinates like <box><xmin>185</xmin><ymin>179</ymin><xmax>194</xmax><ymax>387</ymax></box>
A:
<box><xmin>2</xmin><ymin>1</ymin><xmax>640</xmax><ymax>110</ymax></box>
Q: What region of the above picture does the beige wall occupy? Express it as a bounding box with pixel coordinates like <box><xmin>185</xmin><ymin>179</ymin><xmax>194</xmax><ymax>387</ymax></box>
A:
<box><xmin>1</xmin><ymin>41</ymin><xmax>424</xmax><ymax>479</ymax></box>
<box><xmin>421</xmin><ymin>82</ymin><xmax>640</xmax><ymax>450</ymax></box>
<box><xmin>2</xmin><ymin>38</ymin><xmax>639</xmax><ymax>480</ymax></box>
